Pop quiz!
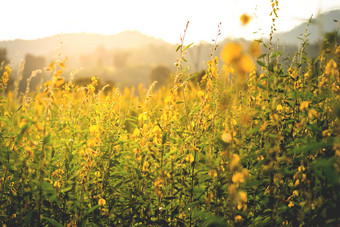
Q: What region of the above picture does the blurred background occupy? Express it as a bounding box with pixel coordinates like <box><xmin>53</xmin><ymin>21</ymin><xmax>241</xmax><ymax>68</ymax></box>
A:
<box><xmin>0</xmin><ymin>0</ymin><xmax>339</xmax><ymax>92</ymax></box>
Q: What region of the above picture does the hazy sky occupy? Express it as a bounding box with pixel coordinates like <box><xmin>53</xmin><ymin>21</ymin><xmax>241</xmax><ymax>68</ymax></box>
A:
<box><xmin>1</xmin><ymin>0</ymin><xmax>340</xmax><ymax>44</ymax></box>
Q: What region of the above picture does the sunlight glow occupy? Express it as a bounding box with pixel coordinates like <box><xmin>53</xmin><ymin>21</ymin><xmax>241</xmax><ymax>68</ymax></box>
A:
<box><xmin>1</xmin><ymin>0</ymin><xmax>340</xmax><ymax>43</ymax></box>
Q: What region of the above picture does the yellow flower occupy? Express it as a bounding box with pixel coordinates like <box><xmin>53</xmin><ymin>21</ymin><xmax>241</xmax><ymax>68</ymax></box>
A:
<box><xmin>294</xmin><ymin>179</ymin><xmax>300</xmax><ymax>187</ymax></box>
<box><xmin>229</xmin><ymin>184</ymin><xmax>237</xmax><ymax>197</ymax></box>
<box><xmin>138</xmin><ymin>112</ymin><xmax>147</xmax><ymax>122</ymax></box>
<box><xmin>325</xmin><ymin>59</ymin><xmax>339</xmax><ymax>77</ymax></box>
<box><xmin>240</xmin><ymin>14</ymin><xmax>251</xmax><ymax>26</ymax></box>
<box><xmin>54</xmin><ymin>181</ymin><xmax>61</xmax><ymax>188</ymax></box>
<box><xmin>221</xmin><ymin>132</ymin><xmax>232</xmax><ymax>143</ymax></box>
<box><xmin>299</xmin><ymin>101</ymin><xmax>310</xmax><ymax>111</ymax></box>
<box><xmin>98</xmin><ymin>198</ymin><xmax>106</xmax><ymax>206</ymax></box>
<box><xmin>241</xmin><ymin>168</ymin><xmax>249</xmax><ymax>178</ymax></box>
<box><xmin>208</xmin><ymin>169</ymin><xmax>218</xmax><ymax>178</ymax></box>
<box><xmin>5</xmin><ymin>65</ymin><xmax>12</xmax><ymax>75</ymax></box>
<box><xmin>234</xmin><ymin>215</ymin><xmax>242</xmax><ymax>223</ymax></box>
<box><xmin>335</xmin><ymin>45</ymin><xmax>340</xmax><ymax>57</ymax></box>
<box><xmin>260</xmin><ymin>122</ymin><xmax>268</xmax><ymax>132</ymax></box>
<box><xmin>91</xmin><ymin>76</ymin><xmax>98</xmax><ymax>86</ymax></box>
<box><xmin>88</xmin><ymin>84</ymin><xmax>95</xmax><ymax>94</ymax></box>
<box><xmin>276</xmin><ymin>104</ymin><xmax>283</xmax><ymax>112</ymax></box>
<box><xmin>239</xmin><ymin>191</ymin><xmax>247</xmax><ymax>202</ymax></box>
<box><xmin>249</xmin><ymin>40</ymin><xmax>261</xmax><ymax>57</ymax></box>
<box><xmin>288</xmin><ymin>201</ymin><xmax>294</xmax><ymax>208</ymax></box>
<box><xmin>230</xmin><ymin>153</ymin><xmax>240</xmax><ymax>171</ymax></box>
<box><xmin>232</xmin><ymin>172</ymin><xmax>244</xmax><ymax>183</ymax></box>
<box><xmin>53</xmin><ymin>77</ymin><xmax>65</xmax><ymax>88</ymax></box>
<box><xmin>298</xmin><ymin>165</ymin><xmax>305</xmax><ymax>172</ymax></box>
<box><xmin>90</xmin><ymin>125</ymin><xmax>101</xmax><ymax>135</ymax></box>
<box><xmin>95</xmin><ymin>171</ymin><xmax>101</xmax><ymax>178</ymax></box>
<box><xmin>186</xmin><ymin>154</ymin><xmax>195</xmax><ymax>164</ymax></box>
<box><xmin>293</xmin><ymin>190</ymin><xmax>299</xmax><ymax>197</ymax></box>
<box><xmin>237</xmin><ymin>54</ymin><xmax>256</xmax><ymax>74</ymax></box>
<box><xmin>197</xmin><ymin>90</ymin><xmax>205</xmax><ymax>99</ymax></box>
<box><xmin>220</xmin><ymin>42</ymin><xmax>242</xmax><ymax>64</ymax></box>
<box><xmin>308</xmin><ymin>109</ymin><xmax>318</xmax><ymax>119</ymax></box>
<box><xmin>154</xmin><ymin>177</ymin><xmax>164</xmax><ymax>188</ymax></box>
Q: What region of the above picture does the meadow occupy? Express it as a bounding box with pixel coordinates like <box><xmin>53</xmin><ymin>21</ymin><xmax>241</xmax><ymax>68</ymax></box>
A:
<box><xmin>1</xmin><ymin>5</ymin><xmax>340</xmax><ymax>227</ymax></box>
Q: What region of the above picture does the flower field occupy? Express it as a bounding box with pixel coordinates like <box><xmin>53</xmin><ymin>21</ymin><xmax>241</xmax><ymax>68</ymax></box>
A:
<box><xmin>1</xmin><ymin>12</ymin><xmax>340</xmax><ymax>227</ymax></box>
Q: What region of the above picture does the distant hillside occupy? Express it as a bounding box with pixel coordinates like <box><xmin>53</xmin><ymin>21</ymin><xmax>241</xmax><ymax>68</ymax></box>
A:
<box><xmin>0</xmin><ymin>31</ymin><xmax>168</xmax><ymax>64</ymax></box>
<box><xmin>274</xmin><ymin>9</ymin><xmax>340</xmax><ymax>45</ymax></box>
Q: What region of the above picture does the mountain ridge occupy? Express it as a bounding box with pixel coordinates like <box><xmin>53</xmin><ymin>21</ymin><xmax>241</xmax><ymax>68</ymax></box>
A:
<box><xmin>0</xmin><ymin>9</ymin><xmax>339</xmax><ymax>66</ymax></box>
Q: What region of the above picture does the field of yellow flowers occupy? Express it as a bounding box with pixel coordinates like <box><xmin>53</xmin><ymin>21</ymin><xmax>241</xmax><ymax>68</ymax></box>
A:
<box><xmin>1</xmin><ymin>16</ymin><xmax>340</xmax><ymax>227</ymax></box>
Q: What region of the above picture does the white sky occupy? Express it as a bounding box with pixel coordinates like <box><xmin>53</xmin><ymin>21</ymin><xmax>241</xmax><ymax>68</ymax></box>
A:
<box><xmin>1</xmin><ymin>0</ymin><xmax>340</xmax><ymax>44</ymax></box>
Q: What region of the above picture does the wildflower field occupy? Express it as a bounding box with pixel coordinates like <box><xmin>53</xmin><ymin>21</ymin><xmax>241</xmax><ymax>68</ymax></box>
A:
<box><xmin>1</xmin><ymin>7</ymin><xmax>340</xmax><ymax>227</ymax></box>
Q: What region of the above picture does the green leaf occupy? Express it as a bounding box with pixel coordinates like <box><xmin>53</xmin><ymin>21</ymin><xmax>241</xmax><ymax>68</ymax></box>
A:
<box><xmin>257</xmin><ymin>60</ymin><xmax>266</xmax><ymax>67</ymax></box>
<box><xmin>183</xmin><ymin>200</ymin><xmax>200</xmax><ymax>210</ymax></box>
<box><xmin>176</xmin><ymin>45</ymin><xmax>182</xmax><ymax>52</ymax></box>
<box><xmin>270</xmin><ymin>51</ymin><xmax>282</xmax><ymax>58</ymax></box>
<box><xmin>61</xmin><ymin>185</ymin><xmax>73</xmax><ymax>193</ymax></box>
<box><xmin>84</xmin><ymin>204</ymin><xmax>100</xmax><ymax>218</ymax></box>
<box><xmin>43</xmin><ymin>134</ymin><xmax>51</xmax><ymax>145</ymax></box>
<box><xmin>42</xmin><ymin>217</ymin><xmax>63</xmax><ymax>227</ymax></box>
<box><xmin>256</xmin><ymin>83</ymin><xmax>267</xmax><ymax>90</ymax></box>
<box><xmin>257</xmin><ymin>53</ymin><xmax>267</xmax><ymax>59</ymax></box>
<box><xmin>190</xmin><ymin>106</ymin><xmax>201</xmax><ymax>115</ymax></box>
<box><xmin>182</xmin><ymin>42</ymin><xmax>194</xmax><ymax>52</ymax></box>
<box><xmin>185</xmin><ymin>74</ymin><xmax>198</xmax><ymax>82</ymax></box>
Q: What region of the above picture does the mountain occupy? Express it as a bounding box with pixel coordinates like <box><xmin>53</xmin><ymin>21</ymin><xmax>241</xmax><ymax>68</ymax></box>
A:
<box><xmin>274</xmin><ymin>9</ymin><xmax>340</xmax><ymax>46</ymax></box>
<box><xmin>0</xmin><ymin>31</ymin><xmax>168</xmax><ymax>65</ymax></box>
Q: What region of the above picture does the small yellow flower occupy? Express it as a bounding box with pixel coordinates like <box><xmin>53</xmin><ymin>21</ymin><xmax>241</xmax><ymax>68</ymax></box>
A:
<box><xmin>138</xmin><ymin>112</ymin><xmax>147</xmax><ymax>122</ymax></box>
<box><xmin>234</xmin><ymin>215</ymin><xmax>242</xmax><ymax>223</ymax></box>
<box><xmin>229</xmin><ymin>184</ymin><xmax>237</xmax><ymax>197</ymax></box>
<box><xmin>89</xmin><ymin>125</ymin><xmax>101</xmax><ymax>135</ymax></box>
<box><xmin>288</xmin><ymin>201</ymin><xmax>294</xmax><ymax>208</ymax></box>
<box><xmin>293</xmin><ymin>190</ymin><xmax>299</xmax><ymax>197</ymax></box>
<box><xmin>249</xmin><ymin>40</ymin><xmax>261</xmax><ymax>57</ymax></box>
<box><xmin>53</xmin><ymin>77</ymin><xmax>65</xmax><ymax>88</ymax></box>
<box><xmin>230</xmin><ymin>153</ymin><xmax>240</xmax><ymax>171</ymax></box>
<box><xmin>232</xmin><ymin>172</ymin><xmax>245</xmax><ymax>183</ymax></box>
<box><xmin>325</xmin><ymin>59</ymin><xmax>339</xmax><ymax>77</ymax></box>
<box><xmin>197</xmin><ymin>90</ymin><xmax>205</xmax><ymax>99</ymax></box>
<box><xmin>95</xmin><ymin>171</ymin><xmax>101</xmax><ymax>178</ymax></box>
<box><xmin>154</xmin><ymin>177</ymin><xmax>164</xmax><ymax>188</ymax></box>
<box><xmin>322</xmin><ymin>130</ymin><xmax>331</xmax><ymax>138</ymax></box>
<box><xmin>294</xmin><ymin>179</ymin><xmax>300</xmax><ymax>187</ymax></box>
<box><xmin>299</xmin><ymin>101</ymin><xmax>310</xmax><ymax>111</ymax></box>
<box><xmin>221</xmin><ymin>132</ymin><xmax>232</xmax><ymax>143</ymax></box>
<box><xmin>221</xmin><ymin>42</ymin><xmax>243</xmax><ymax>64</ymax></box>
<box><xmin>237</xmin><ymin>54</ymin><xmax>256</xmax><ymax>73</ymax></box>
<box><xmin>88</xmin><ymin>84</ymin><xmax>95</xmax><ymax>94</ymax></box>
<box><xmin>54</xmin><ymin>181</ymin><xmax>61</xmax><ymax>188</ymax></box>
<box><xmin>308</xmin><ymin>109</ymin><xmax>318</xmax><ymax>119</ymax></box>
<box><xmin>276</xmin><ymin>104</ymin><xmax>283</xmax><ymax>112</ymax></box>
<box><xmin>186</xmin><ymin>154</ymin><xmax>195</xmax><ymax>164</ymax></box>
<box><xmin>91</xmin><ymin>76</ymin><xmax>98</xmax><ymax>86</ymax></box>
<box><xmin>208</xmin><ymin>169</ymin><xmax>218</xmax><ymax>178</ymax></box>
<box><xmin>240</xmin><ymin>14</ymin><xmax>251</xmax><ymax>26</ymax></box>
<box><xmin>239</xmin><ymin>191</ymin><xmax>247</xmax><ymax>202</ymax></box>
<box><xmin>298</xmin><ymin>165</ymin><xmax>305</xmax><ymax>172</ymax></box>
<box><xmin>98</xmin><ymin>198</ymin><xmax>106</xmax><ymax>206</ymax></box>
